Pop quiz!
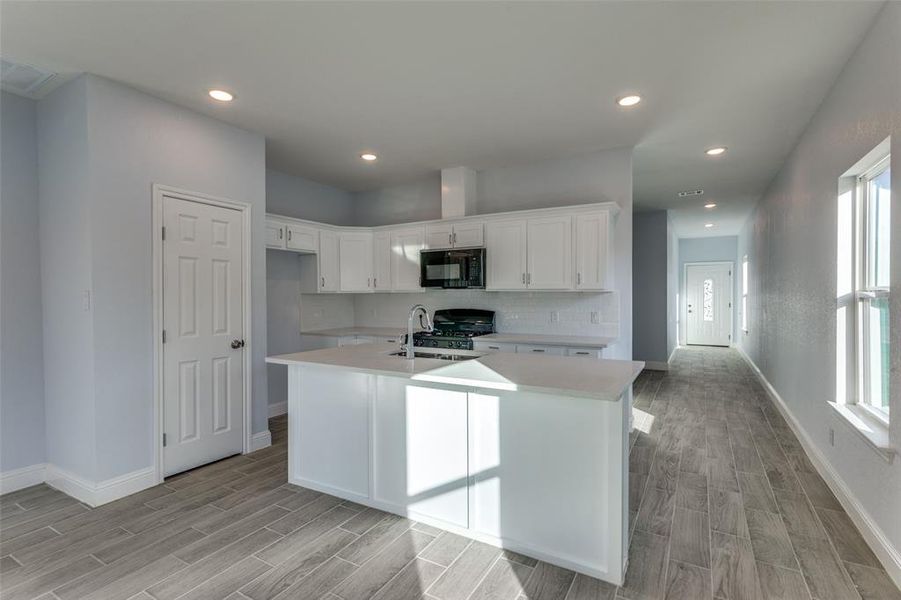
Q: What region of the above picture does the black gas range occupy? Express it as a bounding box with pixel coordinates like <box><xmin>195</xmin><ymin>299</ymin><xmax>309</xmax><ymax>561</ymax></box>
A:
<box><xmin>412</xmin><ymin>309</ymin><xmax>495</xmax><ymax>350</ymax></box>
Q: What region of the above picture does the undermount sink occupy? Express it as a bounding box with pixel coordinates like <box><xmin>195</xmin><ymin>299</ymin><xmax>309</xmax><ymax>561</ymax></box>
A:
<box><xmin>389</xmin><ymin>351</ymin><xmax>479</xmax><ymax>361</ymax></box>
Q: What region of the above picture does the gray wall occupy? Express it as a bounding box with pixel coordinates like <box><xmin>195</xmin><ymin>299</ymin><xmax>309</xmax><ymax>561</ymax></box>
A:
<box><xmin>739</xmin><ymin>1</ymin><xmax>901</xmax><ymax>558</ymax></box>
<box><xmin>267</xmin><ymin>169</ymin><xmax>355</xmax><ymax>226</ymax></box>
<box><xmin>666</xmin><ymin>215</ymin><xmax>678</xmax><ymax>358</ymax></box>
<box><xmin>38</xmin><ymin>75</ymin><xmax>268</xmax><ymax>482</ymax></box>
<box><xmin>1</xmin><ymin>91</ymin><xmax>46</xmax><ymax>473</ymax></box>
<box><xmin>678</xmin><ymin>236</ymin><xmax>739</xmax><ymax>345</ymax></box>
<box><xmin>266</xmin><ymin>250</ymin><xmax>302</xmax><ymax>411</ymax></box>
<box><xmin>352</xmin><ymin>174</ymin><xmax>442</xmax><ymax>226</ymax></box>
<box><xmin>633</xmin><ymin>211</ymin><xmax>669</xmax><ymax>364</ymax></box>
<box><xmin>37</xmin><ymin>77</ymin><xmax>97</xmax><ymax>479</ymax></box>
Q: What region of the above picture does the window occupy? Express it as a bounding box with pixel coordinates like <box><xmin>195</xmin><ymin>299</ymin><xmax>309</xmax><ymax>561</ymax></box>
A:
<box><xmin>741</xmin><ymin>255</ymin><xmax>749</xmax><ymax>333</ymax></box>
<box><xmin>703</xmin><ymin>278</ymin><xmax>714</xmax><ymax>321</ymax></box>
<box><xmin>856</xmin><ymin>155</ymin><xmax>890</xmax><ymax>420</ymax></box>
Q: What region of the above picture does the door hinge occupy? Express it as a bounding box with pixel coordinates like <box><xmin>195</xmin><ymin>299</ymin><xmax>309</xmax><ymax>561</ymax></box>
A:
<box><xmin>162</xmin><ymin>433</ymin><xmax>167</xmax><ymax>447</ymax></box>
<box><xmin>162</xmin><ymin>226</ymin><xmax>166</xmax><ymax>241</ymax></box>
<box><xmin>162</xmin><ymin>330</ymin><xmax>167</xmax><ymax>344</ymax></box>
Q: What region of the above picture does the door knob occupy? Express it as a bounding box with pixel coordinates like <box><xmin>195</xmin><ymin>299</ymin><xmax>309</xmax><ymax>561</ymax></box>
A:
<box><xmin>231</xmin><ymin>339</ymin><xmax>245</xmax><ymax>349</ymax></box>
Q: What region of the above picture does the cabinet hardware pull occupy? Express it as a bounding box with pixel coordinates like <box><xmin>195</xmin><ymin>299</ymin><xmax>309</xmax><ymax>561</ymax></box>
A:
<box><xmin>373</xmin><ymin>277</ymin><xmax>377</xmax><ymax>288</ymax></box>
<box><xmin>576</xmin><ymin>351</ymin><xmax>589</xmax><ymax>355</ymax></box>
<box><xmin>489</xmin><ymin>346</ymin><xmax>500</xmax><ymax>350</ymax></box>
<box><xmin>321</xmin><ymin>276</ymin><xmax>325</xmax><ymax>287</ymax></box>
<box><xmin>288</xmin><ymin>230</ymin><xmax>292</xmax><ymax>241</ymax></box>
<box><xmin>368</xmin><ymin>277</ymin><xmax>371</xmax><ymax>288</ymax></box>
<box><xmin>522</xmin><ymin>273</ymin><xmax>526</xmax><ymax>284</ymax></box>
<box><xmin>577</xmin><ymin>272</ymin><xmax>581</xmax><ymax>285</ymax></box>
<box><xmin>449</xmin><ymin>233</ymin><xmax>453</xmax><ymax>246</ymax></box>
<box><xmin>532</xmin><ymin>349</ymin><xmax>545</xmax><ymax>353</ymax></box>
<box><xmin>453</xmin><ymin>232</ymin><xmax>457</xmax><ymax>244</ymax></box>
<box><xmin>279</xmin><ymin>229</ymin><xmax>283</xmax><ymax>239</ymax></box>
<box><xmin>527</xmin><ymin>273</ymin><xmax>531</xmax><ymax>285</ymax></box>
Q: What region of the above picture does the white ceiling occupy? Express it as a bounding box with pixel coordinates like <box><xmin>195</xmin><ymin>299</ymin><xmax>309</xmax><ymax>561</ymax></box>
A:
<box><xmin>0</xmin><ymin>1</ymin><xmax>883</xmax><ymax>236</ymax></box>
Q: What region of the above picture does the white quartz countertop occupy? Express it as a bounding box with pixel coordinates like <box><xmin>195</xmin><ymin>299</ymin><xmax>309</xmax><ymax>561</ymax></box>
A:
<box><xmin>300</xmin><ymin>327</ymin><xmax>407</xmax><ymax>338</ymax></box>
<box><xmin>267</xmin><ymin>345</ymin><xmax>643</xmax><ymax>401</ymax></box>
<box><xmin>476</xmin><ymin>333</ymin><xmax>615</xmax><ymax>348</ymax></box>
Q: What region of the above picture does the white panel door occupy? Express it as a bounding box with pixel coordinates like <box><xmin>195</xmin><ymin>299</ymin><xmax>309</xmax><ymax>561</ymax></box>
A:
<box><xmin>575</xmin><ymin>212</ymin><xmax>611</xmax><ymax>290</ymax></box>
<box><xmin>373</xmin><ymin>232</ymin><xmax>391</xmax><ymax>292</ymax></box>
<box><xmin>163</xmin><ymin>196</ymin><xmax>244</xmax><ymax>477</ymax></box>
<box><xmin>685</xmin><ymin>263</ymin><xmax>733</xmax><ymax>346</ymax></box>
<box><xmin>374</xmin><ymin>378</ymin><xmax>469</xmax><ymax>528</ymax></box>
<box><xmin>339</xmin><ymin>232</ymin><xmax>373</xmax><ymax>292</ymax></box>
<box><xmin>391</xmin><ymin>227</ymin><xmax>424</xmax><ymax>291</ymax></box>
<box><xmin>318</xmin><ymin>230</ymin><xmax>339</xmax><ymax>292</ymax></box>
<box><xmin>452</xmin><ymin>222</ymin><xmax>484</xmax><ymax>248</ymax></box>
<box><xmin>486</xmin><ymin>219</ymin><xmax>527</xmax><ymax>290</ymax></box>
<box><xmin>265</xmin><ymin>219</ymin><xmax>285</xmax><ymax>249</ymax></box>
<box><xmin>425</xmin><ymin>223</ymin><xmax>454</xmax><ymax>249</ymax></box>
<box><xmin>527</xmin><ymin>216</ymin><xmax>572</xmax><ymax>289</ymax></box>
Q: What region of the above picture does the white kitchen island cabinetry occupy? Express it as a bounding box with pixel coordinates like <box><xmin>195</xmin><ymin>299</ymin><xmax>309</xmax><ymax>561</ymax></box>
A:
<box><xmin>268</xmin><ymin>345</ymin><xmax>642</xmax><ymax>585</ymax></box>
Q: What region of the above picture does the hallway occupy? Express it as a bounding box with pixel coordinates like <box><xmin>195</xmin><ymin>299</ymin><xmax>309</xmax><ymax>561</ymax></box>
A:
<box><xmin>1</xmin><ymin>349</ymin><xmax>898</xmax><ymax>600</ymax></box>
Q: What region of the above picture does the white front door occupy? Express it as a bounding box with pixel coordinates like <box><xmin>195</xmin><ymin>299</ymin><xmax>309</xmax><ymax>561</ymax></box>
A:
<box><xmin>163</xmin><ymin>195</ymin><xmax>245</xmax><ymax>476</ymax></box>
<box><xmin>685</xmin><ymin>263</ymin><xmax>732</xmax><ymax>346</ymax></box>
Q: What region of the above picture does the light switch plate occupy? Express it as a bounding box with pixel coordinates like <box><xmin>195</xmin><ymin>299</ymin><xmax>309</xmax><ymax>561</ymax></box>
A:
<box><xmin>550</xmin><ymin>311</ymin><xmax>559</xmax><ymax>323</ymax></box>
<box><xmin>590</xmin><ymin>311</ymin><xmax>600</xmax><ymax>324</ymax></box>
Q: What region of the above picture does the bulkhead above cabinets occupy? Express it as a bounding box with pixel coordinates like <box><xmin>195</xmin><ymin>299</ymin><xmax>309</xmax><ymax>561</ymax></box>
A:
<box><xmin>265</xmin><ymin>201</ymin><xmax>617</xmax><ymax>294</ymax></box>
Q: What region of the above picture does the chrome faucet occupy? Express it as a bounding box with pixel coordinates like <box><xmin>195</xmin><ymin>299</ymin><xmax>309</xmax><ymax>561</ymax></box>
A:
<box><xmin>406</xmin><ymin>304</ymin><xmax>434</xmax><ymax>359</ymax></box>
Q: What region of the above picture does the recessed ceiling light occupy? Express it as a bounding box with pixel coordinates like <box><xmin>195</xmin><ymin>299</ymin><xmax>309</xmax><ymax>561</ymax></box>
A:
<box><xmin>704</xmin><ymin>223</ymin><xmax>714</xmax><ymax>228</ymax></box>
<box><xmin>360</xmin><ymin>153</ymin><xmax>378</xmax><ymax>161</ymax></box>
<box><xmin>208</xmin><ymin>89</ymin><xmax>234</xmax><ymax>102</ymax></box>
<box><xmin>705</xmin><ymin>146</ymin><xmax>727</xmax><ymax>156</ymax></box>
<box><xmin>704</xmin><ymin>203</ymin><xmax>717</xmax><ymax>209</ymax></box>
<box><xmin>616</xmin><ymin>94</ymin><xmax>641</xmax><ymax>107</ymax></box>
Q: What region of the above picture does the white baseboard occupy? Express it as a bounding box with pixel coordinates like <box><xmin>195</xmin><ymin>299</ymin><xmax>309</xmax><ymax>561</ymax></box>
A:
<box><xmin>643</xmin><ymin>361</ymin><xmax>670</xmax><ymax>371</ymax></box>
<box><xmin>249</xmin><ymin>430</ymin><xmax>272</xmax><ymax>452</ymax></box>
<box><xmin>735</xmin><ymin>346</ymin><xmax>901</xmax><ymax>588</ymax></box>
<box><xmin>0</xmin><ymin>463</ymin><xmax>48</xmax><ymax>495</ymax></box>
<box><xmin>268</xmin><ymin>401</ymin><xmax>287</xmax><ymax>418</ymax></box>
<box><xmin>44</xmin><ymin>464</ymin><xmax>157</xmax><ymax>507</ymax></box>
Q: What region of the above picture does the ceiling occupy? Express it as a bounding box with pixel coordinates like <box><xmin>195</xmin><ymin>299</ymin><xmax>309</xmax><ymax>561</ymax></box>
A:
<box><xmin>0</xmin><ymin>1</ymin><xmax>883</xmax><ymax>236</ymax></box>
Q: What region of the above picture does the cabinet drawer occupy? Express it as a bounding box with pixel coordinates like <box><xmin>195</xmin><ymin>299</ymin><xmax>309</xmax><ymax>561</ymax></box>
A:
<box><xmin>566</xmin><ymin>347</ymin><xmax>603</xmax><ymax>359</ymax></box>
<box><xmin>515</xmin><ymin>344</ymin><xmax>565</xmax><ymax>356</ymax></box>
<box><xmin>472</xmin><ymin>341</ymin><xmax>515</xmax><ymax>353</ymax></box>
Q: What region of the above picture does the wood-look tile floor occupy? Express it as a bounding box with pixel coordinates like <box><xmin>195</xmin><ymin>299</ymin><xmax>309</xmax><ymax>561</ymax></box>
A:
<box><xmin>1</xmin><ymin>348</ymin><xmax>898</xmax><ymax>600</ymax></box>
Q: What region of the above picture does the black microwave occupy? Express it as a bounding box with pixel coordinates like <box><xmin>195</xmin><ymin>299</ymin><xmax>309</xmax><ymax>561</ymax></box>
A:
<box><xmin>420</xmin><ymin>248</ymin><xmax>485</xmax><ymax>289</ymax></box>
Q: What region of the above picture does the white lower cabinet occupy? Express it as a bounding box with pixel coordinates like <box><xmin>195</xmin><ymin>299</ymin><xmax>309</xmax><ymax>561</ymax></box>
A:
<box><xmin>373</xmin><ymin>379</ymin><xmax>469</xmax><ymax>528</ymax></box>
<box><xmin>516</xmin><ymin>344</ymin><xmax>565</xmax><ymax>356</ymax></box>
<box><xmin>292</xmin><ymin>368</ymin><xmax>369</xmax><ymax>497</ymax></box>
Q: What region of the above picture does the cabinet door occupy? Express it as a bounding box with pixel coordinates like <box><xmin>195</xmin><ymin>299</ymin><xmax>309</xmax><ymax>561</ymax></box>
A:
<box><xmin>374</xmin><ymin>379</ymin><xmax>469</xmax><ymax>528</ymax></box>
<box><xmin>339</xmin><ymin>232</ymin><xmax>374</xmax><ymax>292</ymax></box>
<box><xmin>452</xmin><ymin>222</ymin><xmax>484</xmax><ymax>248</ymax></box>
<box><xmin>373</xmin><ymin>232</ymin><xmax>391</xmax><ymax>292</ymax></box>
<box><xmin>425</xmin><ymin>223</ymin><xmax>454</xmax><ymax>249</ymax></box>
<box><xmin>318</xmin><ymin>230</ymin><xmax>340</xmax><ymax>292</ymax></box>
<box><xmin>527</xmin><ymin>215</ymin><xmax>572</xmax><ymax>290</ymax></box>
<box><xmin>391</xmin><ymin>227</ymin><xmax>424</xmax><ymax>291</ymax></box>
<box><xmin>575</xmin><ymin>212</ymin><xmax>612</xmax><ymax>290</ymax></box>
<box><xmin>265</xmin><ymin>220</ymin><xmax>286</xmax><ymax>249</ymax></box>
<box><xmin>286</xmin><ymin>224</ymin><xmax>319</xmax><ymax>253</ymax></box>
<box><xmin>486</xmin><ymin>220</ymin><xmax>527</xmax><ymax>290</ymax></box>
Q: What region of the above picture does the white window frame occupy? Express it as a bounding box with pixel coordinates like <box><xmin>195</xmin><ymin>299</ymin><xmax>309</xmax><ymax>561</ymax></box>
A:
<box><xmin>853</xmin><ymin>154</ymin><xmax>891</xmax><ymax>425</ymax></box>
<box><xmin>741</xmin><ymin>255</ymin><xmax>749</xmax><ymax>333</ymax></box>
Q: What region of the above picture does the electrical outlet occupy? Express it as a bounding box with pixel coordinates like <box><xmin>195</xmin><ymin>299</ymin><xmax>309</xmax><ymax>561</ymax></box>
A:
<box><xmin>550</xmin><ymin>311</ymin><xmax>559</xmax><ymax>324</ymax></box>
<box><xmin>590</xmin><ymin>311</ymin><xmax>600</xmax><ymax>324</ymax></box>
<box><xmin>829</xmin><ymin>428</ymin><xmax>835</xmax><ymax>446</ymax></box>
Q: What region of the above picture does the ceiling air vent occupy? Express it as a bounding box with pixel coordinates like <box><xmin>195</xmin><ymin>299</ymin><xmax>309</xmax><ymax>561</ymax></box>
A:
<box><xmin>677</xmin><ymin>189</ymin><xmax>704</xmax><ymax>197</ymax></box>
<box><xmin>1</xmin><ymin>59</ymin><xmax>56</xmax><ymax>97</ymax></box>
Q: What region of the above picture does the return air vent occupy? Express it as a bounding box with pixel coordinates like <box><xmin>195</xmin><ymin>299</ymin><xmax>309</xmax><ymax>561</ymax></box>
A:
<box><xmin>1</xmin><ymin>59</ymin><xmax>56</xmax><ymax>97</ymax></box>
<box><xmin>677</xmin><ymin>189</ymin><xmax>704</xmax><ymax>197</ymax></box>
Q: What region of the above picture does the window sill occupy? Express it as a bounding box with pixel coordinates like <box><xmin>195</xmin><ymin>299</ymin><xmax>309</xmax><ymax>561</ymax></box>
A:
<box><xmin>828</xmin><ymin>402</ymin><xmax>895</xmax><ymax>464</ymax></box>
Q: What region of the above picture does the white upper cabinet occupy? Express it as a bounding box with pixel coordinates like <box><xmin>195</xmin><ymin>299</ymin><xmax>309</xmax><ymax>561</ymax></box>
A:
<box><xmin>425</xmin><ymin>223</ymin><xmax>454</xmax><ymax>249</ymax></box>
<box><xmin>339</xmin><ymin>231</ymin><xmax>374</xmax><ymax>292</ymax></box>
<box><xmin>425</xmin><ymin>222</ymin><xmax>484</xmax><ymax>249</ymax></box>
<box><xmin>390</xmin><ymin>227</ymin><xmax>424</xmax><ymax>291</ymax></box>
<box><xmin>285</xmin><ymin>223</ymin><xmax>318</xmax><ymax>253</ymax></box>
<box><xmin>318</xmin><ymin>229</ymin><xmax>340</xmax><ymax>292</ymax></box>
<box><xmin>486</xmin><ymin>219</ymin><xmax>528</xmax><ymax>290</ymax></box>
<box><xmin>452</xmin><ymin>221</ymin><xmax>484</xmax><ymax>248</ymax></box>
<box><xmin>575</xmin><ymin>212</ymin><xmax>613</xmax><ymax>290</ymax></box>
<box><xmin>527</xmin><ymin>215</ymin><xmax>572</xmax><ymax>290</ymax></box>
<box><xmin>265</xmin><ymin>220</ymin><xmax>286</xmax><ymax>249</ymax></box>
<box><xmin>373</xmin><ymin>232</ymin><xmax>391</xmax><ymax>292</ymax></box>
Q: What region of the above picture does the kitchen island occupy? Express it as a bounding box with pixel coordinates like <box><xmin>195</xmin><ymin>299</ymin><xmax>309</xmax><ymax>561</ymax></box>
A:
<box><xmin>266</xmin><ymin>344</ymin><xmax>643</xmax><ymax>585</ymax></box>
